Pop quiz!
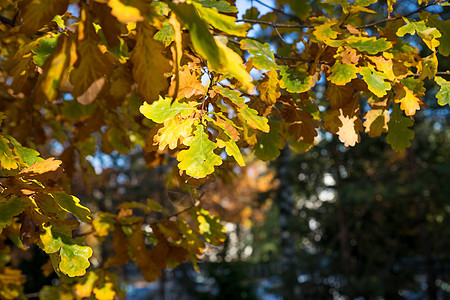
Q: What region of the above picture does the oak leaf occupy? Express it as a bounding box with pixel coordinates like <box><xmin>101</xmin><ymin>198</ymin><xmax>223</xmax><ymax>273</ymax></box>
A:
<box><xmin>132</xmin><ymin>22</ymin><xmax>171</xmax><ymax>102</ymax></box>
<box><xmin>177</xmin><ymin>125</ymin><xmax>223</xmax><ymax>178</ymax></box>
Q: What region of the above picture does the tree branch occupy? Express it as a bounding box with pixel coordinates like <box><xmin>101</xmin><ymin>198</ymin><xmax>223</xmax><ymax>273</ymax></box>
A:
<box><xmin>357</xmin><ymin>0</ymin><xmax>440</xmax><ymax>29</ymax></box>
<box><xmin>236</xmin><ymin>19</ymin><xmax>311</xmax><ymax>29</ymax></box>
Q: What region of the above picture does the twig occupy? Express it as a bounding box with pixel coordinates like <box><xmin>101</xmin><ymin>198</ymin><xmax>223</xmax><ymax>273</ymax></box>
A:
<box><xmin>412</xmin><ymin>71</ymin><xmax>450</xmax><ymax>77</ymax></box>
<box><xmin>236</xmin><ymin>19</ymin><xmax>311</xmax><ymax>29</ymax></box>
<box><xmin>357</xmin><ymin>0</ymin><xmax>440</xmax><ymax>29</ymax></box>
<box><xmin>0</xmin><ymin>15</ymin><xmax>16</xmax><ymax>26</ymax></box>
<box><xmin>253</xmin><ymin>0</ymin><xmax>301</xmax><ymax>21</ymax></box>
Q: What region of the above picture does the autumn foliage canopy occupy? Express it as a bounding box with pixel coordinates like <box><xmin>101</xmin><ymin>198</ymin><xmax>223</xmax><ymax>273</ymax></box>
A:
<box><xmin>0</xmin><ymin>0</ymin><xmax>449</xmax><ymax>298</ymax></box>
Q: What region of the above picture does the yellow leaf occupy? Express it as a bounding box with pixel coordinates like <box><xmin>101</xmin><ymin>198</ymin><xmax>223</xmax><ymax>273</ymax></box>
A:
<box><xmin>363</xmin><ymin>109</ymin><xmax>390</xmax><ymax>137</ymax></box>
<box><xmin>395</xmin><ymin>86</ymin><xmax>421</xmax><ymax>116</ymax></box>
<box><xmin>177</xmin><ymin>67</ymin><xmax>205</xmax><ymax>99</ymax></box>
<box><xmin>36</xmin><ymin>34</ymin><xmax>74</xmax><ymax>102</ymax></box>
<box><xmin>257</xmin><ymin>68</ymin><xmax>280</xmax><ymax>105</ymax></box>
<box><xmin>215</xmin><ymin>37</ymin><xmax>254</xmax><ymax>92</ymax></box>
<box><xmin>75</xmin><ymin>271</ymin><xmax>98</xmax><ymax>298</ymax></box>
<box><xmin>132</xmin><ymin>22</ymin><xmax>172</xmax><ymax>102</ymax></box>
<box><xmin>336</xmin><ymin>109</ymin><xmax>361</xmax><ymax>147</ymax></box>
<box><xmin>154</xmin><ymin>116</ymin><xmax>195</xmax><ymax>150</ymax></box>
<box><xmin>108</xmin><ymin>0</ymin><xmax>144</xmax><ymax>23</ymax></box>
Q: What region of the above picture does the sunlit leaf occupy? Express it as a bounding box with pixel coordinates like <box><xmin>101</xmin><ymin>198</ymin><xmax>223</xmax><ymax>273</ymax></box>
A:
<box><xmin>328</xmin><ymin>62</ymin><xmax>358</xmax><ymax>86</ymax></box>
<box><xmin>177</xmin><ymin>124</ymin><xmax>223</xmax><ymax>178</ymax></box>
<box><xmin>240</xmin><ymin>39</ymin><xmax>277</xmax><ymax>70</ymax></box>
<box><xmin>435</xmin><ymin>76</ymin><xmax>450</xmax><ymax>106</ymax></box>
<box><xmin>140</xmin><ymin>96</ymin><xmax>197</xmax><ymax>123</ymax></box>
<box><xmin>279</xmin><ymin>66</ymin><xmax>312</xmax><ymax>93</ymax></box>
<box><xmin>360</xmin><ymin>66</ymin><xmax>391</xmax><ymax>98</ymax></box>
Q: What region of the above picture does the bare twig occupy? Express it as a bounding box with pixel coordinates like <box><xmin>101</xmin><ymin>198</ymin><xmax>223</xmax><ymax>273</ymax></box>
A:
<box><xmin>253</xmin><ymin>0</ymin><xmax>301</xmax><ymax>21</ymax></box>
<box><xmin>357</xmin><ymin>0</ymin><xmax>440</xmax><ymax>29</ymax></box>
<box><xmin>236</xmin><ymin>19</ymin><xmax>311</xmax><ymax>29</ymax></box>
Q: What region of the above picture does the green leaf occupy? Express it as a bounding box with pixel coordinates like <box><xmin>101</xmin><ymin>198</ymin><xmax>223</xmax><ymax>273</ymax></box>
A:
<box><xmin>328</xmin><ymin>62</ymin><xmax>358</xmax><ymax>85</ymax></box>
<box><xmin>92</xmin><ymin>212</ymin><xmax>116</xmax><ymax>237</ymax></box>
<box><xmin>354</xmin><ymin>0</ymin><xmax>378</xmax><ymax>6</ymax></box>
<box><xmin>153</xmin><ymin>20</ymin><xmax>175</xmax><ymax>47</ymax></box>
<box><xmin>279</xmin><ymin>66</ymin><xmax>312</xmax><ymax>93</ymax></box>
<box><xmin>195</xmin><ymin>208</ymin><xmax>226</xmax><ymax>244</ymax></box>
<box><xmin>238</xmin><ymin>106</ymin><xmax>270</xmax><ymax>133</ymax></box>
<box><xmin>32</xmin><ymin>35</ymin><xmax>58</xmax><ymax>67</ymax></box>
<box><xmin>50</xmin><ymin>192</ymin><xmax>91</xmax><ymax>223</ymax></box>
<box><xmin>387</xmin><ymin>103</ymin><xmax>415</xmax><ymax>152</ymax></box>
<box><xmin>427</xmin><ymin>18</ymin><xmax>450</xmax><ymax>56</ymax></box>
<box><xmin>207</xmin><ymin>116</ymin><xmax>245</xmax><ymax>166</ymax></box>
<box><xmin>240</xmin><ymin>39</ymin><xmax>277</xmax><ymax>70</ymax></box>
<box><xmin>177</xmin><ymin>124</ymin><xmax>223</xmax><ymax>178</ymax></box>
<box><xmin>312</xmin><ymin>21</ymin><xmax>340</xmax><ymax>44</ymax></box>
<box><xmin>435</xmin><ymin>76</ymin><xmax>450</xmax><ymax>106</ymax></box>
<box><xmin>0</xmin><ymin>196</ymin><xmax>29</xmax><ymax>229</ymax></box>
<box><xmin>397</xmin><ymin>18</ymin><xmax>441</xmax><ymax>51</ymax></box>
<box><xmin>360</xmin><ymin>66</ymin><xmax>391</xmax><ymax>98</ymax></box>
<box><xmin>284</xmin><ymin>0</ymin><xmax>311</xmax><ymax>20</ymax></box>
<box><xmin>7</xmin><ymin>136</ymin><xmax>43</xmax><ymax>167</ymax></box>
<box><xmin>140</xmin><ymin>96</ymin><xmax>196</xmax><ymax>124</ymax></box>
<box><xmin>199</xmin><ymin>0</ymin><xmax>238</xmax><ymax>13</ymax></box>
<box><xmin>253</xmin><ymin>120</ymin><xmax>284</xmax><ymax>161</ymax></box>
<box><xmin>169</xmin><ymin>2</ymin><xmax>221</xmax><ymax>68</ymax></box>
<box><xmin>193</xmin><ymin>2</ymin><xmax>248</xmax><ymax>37</ymax></box>
<box><xmin>0</xmin><ymin>135</ymin><xmax>18</xmax><ymax>170</ymax></box>
<box><xmin>40</xmin><ymin>224</ymin><xmax>92</xmax><ymax>277</ymax></box>
<box><xmin>59</xmin><ymin>243</ymin><xmax>93</xmax><ymax>277</ymax></box>
<box><xmin>346</xmin><ymin>36</ymin><xmax>393</xmax><ymax>54</ymax></box>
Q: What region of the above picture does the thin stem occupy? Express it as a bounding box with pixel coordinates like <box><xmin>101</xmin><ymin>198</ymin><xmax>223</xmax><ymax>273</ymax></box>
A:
<box><xmin>357</xmin><ymin>0</ymin><xmax>440</xmax><ymax>29</ymax></box>
<box><xmin>237</xmin><ymin>19</ymin><xmax>311</xmax><ymax>29</ymax></box>
<box><xmin>253</xmin><ymin>0</ymin><xmax>300</xmax><ymax>21</ymax></box>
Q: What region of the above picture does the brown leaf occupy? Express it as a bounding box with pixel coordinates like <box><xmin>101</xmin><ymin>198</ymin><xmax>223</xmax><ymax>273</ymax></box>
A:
<box><xmin>280</xmin><ymin>99</ymin><xmax>319</xmax><ymax>144</ymax></box>
<box><xmin>19</xmin><ymin>158</ymin><xmax>63</xmax><ymax>183</ymax></box>
<box><xmin>105</xmin><ymin>225</ymin><xmax>130</xmax><ymax>268</ymax></box>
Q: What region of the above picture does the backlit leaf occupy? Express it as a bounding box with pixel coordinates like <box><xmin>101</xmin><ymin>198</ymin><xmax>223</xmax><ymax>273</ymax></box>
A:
<box><xmin>154</xmin><ymin>117</ymin><xmax>195</xmax><ymax>150</ymax></box>
<box><xmin>0</xmin><ymin>135</ymin><xmax>18</xmax><ymax>170</ymax></box>
<box><xmin>346</xmin><ymin>36</ymin><xmax>392</xmax><ymax>54</ymax></box>
<box><xmin>257</xmin><ymin>68</ymin><xmax>281</xmax><ymax>105</ymax></box>
<box><xmin>363</xmin><ymin>109</ymin><xmax>389</xmax><ymax>137</ymax></box>
<box><xmin>395</xmin><ymin>86</ymin><xmax>421</xmax><ymax>116</ymax></box>
<box><xmin>140</xmin><ymin>96</ymin><xmax>197</xmax><ymax>123</ymax></box>
<box><xmin>360</xmin><ymin>66</ymin><xmax>391</xmax><ymax>98</ymax></box>
<box><xmin>215</xmin><ymin>38</ymin><xmax>254</xmax><ymax>91</ymax></box>
<box><xmin>240</xmin><ymin>39</ymin><xmax>277</xmax><ymax>70</ymax></box>
<box><xmin>193</xmin><ymin>2</ymin><xmax>249</xmax><ymax>36</ymax></box>
<box><xmin>397</xmin><ymin>18</ymin><xmax>441</xmax><ymax>51</ymax></box>
<box><xmin>435</xmin><ymin>76</ymin><xmax>450</xmax><ymax>106</ymax></box>
<box><xmin>177</xmin><ymin>124</ymin><xmax>223</xmax><ymax>178</ymax></box>
<box><xmin>279</xmin><ymin>66</ymin><xmax>312</xmax><ymax>93</ymax></box>
<box><xmin>328</xmin><ymin>62</ymin><xmax>358</xmax><ymax>85</ymax></box>
<box><xmin>108</xmin><ymin>0</ymin><xmax>144</xmax><ymax>23</ymax></box>
<box><xmin>59</xmin><ymin>243</ymin><xmax>93</xmax><ymax>277</ymax></box>
<box><xmin>170</xmin><ymin>3</ymin><xmax>221</xmax><ymax>68</ymax></box>
<box><xmin>35</xmin><ymin>33</ymin><xmax>74</xmax><ymax>102</ymax></box>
